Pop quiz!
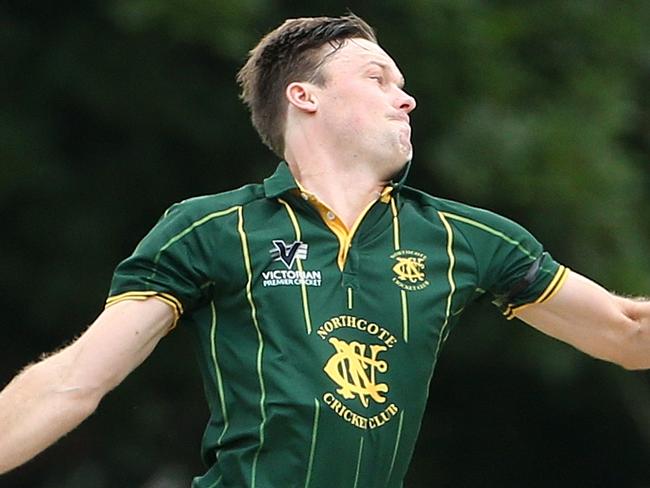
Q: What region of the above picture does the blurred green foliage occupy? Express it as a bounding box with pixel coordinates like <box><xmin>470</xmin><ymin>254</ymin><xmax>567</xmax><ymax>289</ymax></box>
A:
<box><xmin>1</xmin><ymin>1</ymin><xmax>649</xmax><ymax>486</ymax></box>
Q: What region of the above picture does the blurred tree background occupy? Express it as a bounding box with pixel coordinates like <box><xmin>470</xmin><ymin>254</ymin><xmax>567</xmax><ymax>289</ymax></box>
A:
<box><xmin>1</xmin><ymin>0</ymin><xmax>649</xmax><ymax>486</ymax></box>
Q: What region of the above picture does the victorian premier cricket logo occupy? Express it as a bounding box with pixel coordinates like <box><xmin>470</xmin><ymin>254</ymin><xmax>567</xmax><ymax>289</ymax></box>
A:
<box><xmin>318</xmin><ymin>315</ymin><xmax>400</xmax><ymax>430</ymax></box>
<box><xmin>262</xmin><ymin>240</ymin><xmax>322</xmax><ymax>287</ymax></box>
<box><xmin>270</xmin><ymin>239</ymin><xmax>307</xmax><ymax>268</ymax></box>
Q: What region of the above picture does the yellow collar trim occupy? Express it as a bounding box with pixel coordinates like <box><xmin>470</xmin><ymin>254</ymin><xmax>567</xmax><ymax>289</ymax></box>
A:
<box><xmin>291</xmin><ymin>184</ymin><xmax>394</xmax><ymax>270</ymax></box>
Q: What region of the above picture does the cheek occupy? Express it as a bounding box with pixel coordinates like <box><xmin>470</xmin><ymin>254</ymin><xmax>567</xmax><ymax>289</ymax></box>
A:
<box><xmin>333</xmin><ymin>102</ymin><xmax>366</xmax><ymax>127</ymax></box>
<box><xmin>348</xmin><ymin>112</ymin><xmax>377</xmax><ymax>135</ymax></box>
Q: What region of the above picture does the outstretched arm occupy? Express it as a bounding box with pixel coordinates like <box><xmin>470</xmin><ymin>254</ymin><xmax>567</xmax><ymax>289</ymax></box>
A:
<box><xmin>0</xmin><ymin>297</ymin><xmax>175</xmax><ymax>474</ymax></box>
<box><xmin>516</xmin><ymin>271</ymin><xmax>650</xmax><ymax>370</ymax></box>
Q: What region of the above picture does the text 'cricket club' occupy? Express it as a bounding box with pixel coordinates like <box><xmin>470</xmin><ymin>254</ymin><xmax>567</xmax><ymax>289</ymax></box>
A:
<box><xmin>263</xmin><ymin>239</ymin><xmax>322</xmax><ymax>287</ymax></box>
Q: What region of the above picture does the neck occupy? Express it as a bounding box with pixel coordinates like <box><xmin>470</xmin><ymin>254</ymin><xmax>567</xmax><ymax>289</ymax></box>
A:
<box><xmin>285</xmin><ymin>149</ymin><xmax>397</xmax><ymax>229</ymax></box>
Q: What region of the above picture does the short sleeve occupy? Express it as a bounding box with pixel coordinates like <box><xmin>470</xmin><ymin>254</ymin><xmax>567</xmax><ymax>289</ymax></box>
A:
<box><xmin>443</xmin><ymin>205</ymin><xmax>568</xmax><ymax>319</ymax></box>
<box><xmin>106</xmin><ymin>202</ymin><xmax>213</xmax><ymax>322</ymax></box>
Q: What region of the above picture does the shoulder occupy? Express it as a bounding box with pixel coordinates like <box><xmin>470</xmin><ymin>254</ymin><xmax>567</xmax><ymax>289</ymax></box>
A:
<box><xmin>399</xmin><ymin>186</ymin><xmax>539</xmax><ymax>246</ymax></box>
<box><xmin>162</xmin><ymin>182</ymin><xmax>267</xmax><ymax>221</ymax></box>
<box><xmin>400</xmin><ymin>186</ymin><xmax>514</xmax><ymax>226</ymax></box>
<box><xmin>137</xmin><ymin>183</ymin><xmax>268</xmax><ymax>242</ymax></box>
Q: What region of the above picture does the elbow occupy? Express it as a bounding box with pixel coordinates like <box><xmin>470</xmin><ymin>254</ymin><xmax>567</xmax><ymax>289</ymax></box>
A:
<box><xmin>618</xmin><ymin>357</ymin><xmax>648</xmax><ymax>371</ymax></box>
<box><xmin>55</xmin><ymin>365</ymin><xmax>113</xmax><ymax>418</ymax></box>
<box><xmin>31</xmin><ymin>353</ymin><xmax>107</xmax><ymax>419</ymax></box>
<box><xmin>57</xmin><ymin>384</ymin><xmax>104</xmax><ymax>418</ymax></box>
<box><xmin>621</xmin><ymin>363</ymin><xmax>647</xmax><ymax>371</ymax></box>
<box><xmin>611</xmin><ymin>317</ymin><xmax>650</xmax><ymax>371</ymax></box>
<box><xmin>618</xmin><ymin>355</ymin><xmax>648</xmax><ymax>371</ymax></box>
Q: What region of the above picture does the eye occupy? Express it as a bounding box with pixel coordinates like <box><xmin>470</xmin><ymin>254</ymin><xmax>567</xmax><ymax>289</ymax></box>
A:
<box><xmin>369</xmin><ymin>75</ymin><xmax>384</xmax><ymax>84</ymax></box>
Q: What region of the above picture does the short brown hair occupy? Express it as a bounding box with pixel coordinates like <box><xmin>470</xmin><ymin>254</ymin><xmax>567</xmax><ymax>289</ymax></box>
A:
<box><xmin>237</xmin><ymin>14</ymin><xmax>377</xmax><ymax>158</ymax></box>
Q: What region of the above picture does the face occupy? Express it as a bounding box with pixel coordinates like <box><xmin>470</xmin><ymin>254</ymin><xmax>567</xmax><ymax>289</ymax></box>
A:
<box><xmin>312</xmin><ymin>38</ymin><xmax>417</xmax><ymax>176</ymax></box>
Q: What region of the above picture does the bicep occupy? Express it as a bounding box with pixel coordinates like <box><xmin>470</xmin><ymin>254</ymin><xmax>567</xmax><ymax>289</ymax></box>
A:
<box><xmin>515</xmin><ymin>271</ymin><xmax>632</xmax><ymax>365</ymax></box>
<box><xmin>63</xmin><ymin>298</ymin><xmax>176</xmax><ymax>394</ymax></box>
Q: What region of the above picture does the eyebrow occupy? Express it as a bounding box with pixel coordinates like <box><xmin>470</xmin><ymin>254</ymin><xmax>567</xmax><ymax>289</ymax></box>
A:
<box><xmin>365</xmin><ymin>60</ymin><xmax>405</xmax><ymax>88</ymax></box>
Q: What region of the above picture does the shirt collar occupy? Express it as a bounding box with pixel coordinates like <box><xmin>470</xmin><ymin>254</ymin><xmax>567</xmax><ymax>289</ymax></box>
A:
<box><xmin>263</xmin><ymin>161</ymin><xmax>299</xmax><ymax>198</ymax></box>
<box><xmin>263</xmin><ymin>160</ymin><xmax>412</xmax><ymax>198</ymax></box>
<box><xmin>390</xmin><ymin>160</ymin><xmax>411</xmax><ymax>191</ymax></box>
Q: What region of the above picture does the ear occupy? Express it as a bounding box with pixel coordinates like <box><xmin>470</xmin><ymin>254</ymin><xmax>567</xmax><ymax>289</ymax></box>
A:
<box><xmin>286</xmin><ymin>82</ymin><xmax>318</xmax><ymax>113</ymax></box>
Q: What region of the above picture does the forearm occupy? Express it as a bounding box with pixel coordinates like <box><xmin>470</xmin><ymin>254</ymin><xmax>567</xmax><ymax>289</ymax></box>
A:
<box><xmin>517</xmin><ymin>272</ymin><xmax>650</xmax><ymax>370</ymax></box>
<box><xmin>0</xmin><ymin>353</ymin><xmax>102</xmax><ymax>474</ymax></box>
<box><xmin>0</xmin><ymin>298</ymin><xmax>174</xmax><ymax>474</ymax></box>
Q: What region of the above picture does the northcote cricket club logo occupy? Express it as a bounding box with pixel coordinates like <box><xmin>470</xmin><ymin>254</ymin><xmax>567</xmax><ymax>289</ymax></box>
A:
<box><xmin>262</xmin><ymin>239</ymin><xmax>322</xmax><ymax>287</ymax></box>
<box><xmin>391</xmin><ymin>249</ymin><xmax>430</xmax><ymax>291</ymax></box>
<box><xmin>317</xmin><ymin>315</ymin><xmax>400</xmax><ymax>430</ymax></box>
<box><xmin>324</xmin><ymin>338</ymin><xmax>389</xmax><ymax>408</ymax></box>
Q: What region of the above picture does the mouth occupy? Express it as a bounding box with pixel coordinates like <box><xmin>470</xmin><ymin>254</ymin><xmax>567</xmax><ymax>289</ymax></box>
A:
<box><xmin>390</xmin><ymin>114</ymin><xmax>410</xmax><ymax>126</ymax></box>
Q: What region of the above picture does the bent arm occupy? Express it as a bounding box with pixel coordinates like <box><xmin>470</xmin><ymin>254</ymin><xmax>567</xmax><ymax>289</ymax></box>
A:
<box><xmin>0</xmin><ymin>298</ymin><xmax>175</xmax><ymax>474</ymax></box>
<box><xmin>516</xmin><ymin>271</ymin><xmax>650</xmax><ymax>370</ymax></box>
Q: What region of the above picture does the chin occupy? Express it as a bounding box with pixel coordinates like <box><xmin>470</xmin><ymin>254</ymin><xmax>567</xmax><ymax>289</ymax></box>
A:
<box><xmin>379</xmin><ymin>155</ymin><xmax>409</xmax><ymax>181</ymax></box>
<box><xmin>398</xmin><ymin>143</ymin><xmax>413</xmax><ymax>163</ymax></box>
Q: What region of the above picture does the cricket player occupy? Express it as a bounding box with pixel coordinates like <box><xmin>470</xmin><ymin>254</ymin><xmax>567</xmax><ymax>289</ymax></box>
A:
<box><xmin>1</xmin><ymin>13</ymin><xmax>648</xmax><ymax>487</ymax></box>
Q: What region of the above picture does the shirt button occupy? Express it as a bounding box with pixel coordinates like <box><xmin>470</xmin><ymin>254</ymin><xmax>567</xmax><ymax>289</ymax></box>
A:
<box><xmin>326</xmin><ymin>211</ymin><xmax>335</xmax><ymax>220</ymax></box>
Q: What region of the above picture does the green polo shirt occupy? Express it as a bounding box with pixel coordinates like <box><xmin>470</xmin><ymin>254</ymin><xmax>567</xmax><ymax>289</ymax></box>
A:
<box><xmin>107</xmin><ymin>162</ymin><xmax>567</xmax><ymax>488</ymax></box>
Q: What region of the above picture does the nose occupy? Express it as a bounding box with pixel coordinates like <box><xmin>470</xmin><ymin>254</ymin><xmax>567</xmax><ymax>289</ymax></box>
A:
<box><xmin>397</xmin><ymin>88</ymin><xmax>416</xmax><ymax>114</ymax></box>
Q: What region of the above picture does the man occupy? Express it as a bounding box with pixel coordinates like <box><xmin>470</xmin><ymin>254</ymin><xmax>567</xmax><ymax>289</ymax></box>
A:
<box><xmin>0</xmin><ymin>13</ymin><xmax>648</xmax><ymax>487</ymax></box>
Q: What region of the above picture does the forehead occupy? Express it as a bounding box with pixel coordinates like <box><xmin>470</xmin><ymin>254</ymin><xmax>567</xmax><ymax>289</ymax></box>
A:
<box><xmin>319</xmin><ymin>38</ymin><xmax>403</xmax><ymax>77</ymax></box>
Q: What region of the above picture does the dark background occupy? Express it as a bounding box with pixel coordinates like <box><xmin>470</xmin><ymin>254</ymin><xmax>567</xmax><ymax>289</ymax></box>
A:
<box><xmin>2</xmin><ymin>1</ymin><xmax>649</xmax><ymax>487</ymax></box>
